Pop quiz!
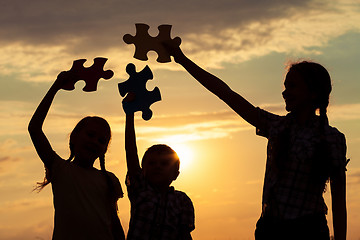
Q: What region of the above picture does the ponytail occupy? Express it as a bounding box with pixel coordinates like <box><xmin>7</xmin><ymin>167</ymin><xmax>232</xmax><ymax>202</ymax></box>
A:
<box><xmin>287</xmin><ymin>61</ymin><xmax>332</xmax><ymax>186</ymax></box>
<box><xmin>312</xmin><ymin>106</ymin><xmax>331</xmax><ymax>186</ymax></box>
<box><xmin>319</xmin><ymin>106</ymin><xmax>329</xmax><ymax>131</ymax></box>
<box><xmin>34</xmin><ymin>116</ymin><xmax>112</xmax><ymax>192</ymax></box>
<box><xmin>99</xmin><ymin>155</ymin><xmax>121</xmax><ymax>201</ymax></box>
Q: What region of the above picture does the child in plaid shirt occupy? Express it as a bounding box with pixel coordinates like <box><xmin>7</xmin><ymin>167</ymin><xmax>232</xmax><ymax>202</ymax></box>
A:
<box><xmin>124</xmin><ymin>107</ymin><xmax>195</xmax><ymax>240</ymax></box>
<box><xmin>163</xmin><ymin>42</ymin><xmax>347</xmax><ymax>240</ymax></box>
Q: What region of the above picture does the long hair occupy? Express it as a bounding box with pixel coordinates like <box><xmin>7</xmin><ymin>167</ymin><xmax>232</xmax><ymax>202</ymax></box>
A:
<box><xmin>276</xmin><ymin>61</ymin><xmax>332</xmax><ymax>184</ymax></box>
<box><xmin>34</xmin><ymin>116</ymin><xmax>112</xmax><ymax>192</ymax></box>
<box><xmin>288</xmin><ymin>61</ymin><xmax>332</xmax><ymax>127</ymax></box>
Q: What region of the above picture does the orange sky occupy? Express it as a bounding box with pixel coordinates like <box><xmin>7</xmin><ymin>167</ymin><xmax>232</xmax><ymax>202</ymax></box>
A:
<box><xmin>1</xmin><ymin>0</ymin><xmax>360</xmax><ymax>239</ymax></box>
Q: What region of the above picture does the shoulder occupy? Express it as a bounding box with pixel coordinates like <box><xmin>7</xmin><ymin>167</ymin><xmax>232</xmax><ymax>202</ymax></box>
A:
<box><xmin>256</xmin><ymin>107</ymin><xmax>286</xmax><ymax>137</ymax></box>
<box><xmin>174</xmin><ymin>189</ymin><xmax>191</xmax><ymax>198</ymax></box>
<box><xmin>106</xmin><ymin>171</ymin><xmax>124</xmax><ymax>198</ymax></box>
<box><xmin>106</xmin><ymin>171</ymin><xmax>120</xmax><ymax>182</ymax></box>
<box><xmin>324</xmin><ymin>125</ymin><xmax>348</xmax><ymax>168</ymax></box>
<box><xmin>49</xmin><ymin>156</ymin><xmax>78</xmax><ymax>185</ymax></box>
<box><xmin>173</xmin><ymin>190</ymin><xmax>194</xmax><ymax>206</ymax></box>
<box><xmin>325</xmin><ymin>125</ymin><xmax>345</xmax><ymax>136</ymax></box>
<box><xmin>324</xmin><ymin>125</ymin><xmax>346</xmax><ymax>146</ymax></box>
<box><xmin>172</xmin><ymin>190</ymin><xmax>195</xmax><ymax>228</ymax></box>
<box><xmin>257</xmin><ymin>107</ymin><xmax>283</xmax><ymax>122</ymax></box>
<box><xmin>50</xmin><ymin>154</ymin><xmax>69</xmax><ymax>172</ymax></box>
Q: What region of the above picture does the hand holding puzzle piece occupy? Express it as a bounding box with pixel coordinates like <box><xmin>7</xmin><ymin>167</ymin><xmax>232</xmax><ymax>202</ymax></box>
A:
<box><xmin>62</xmin><ymin>57</ymin><xmax>114</xmax><ymax>92</ymax></box>
<box><xmin>123</xmin><ymin>23</ymin><xmax>181</xmax><ymax>63</ymax></box>
<box><xmin>118</xmin><ymin>63</ymin><xmax>161</xmax><ymax>120</ymax></box>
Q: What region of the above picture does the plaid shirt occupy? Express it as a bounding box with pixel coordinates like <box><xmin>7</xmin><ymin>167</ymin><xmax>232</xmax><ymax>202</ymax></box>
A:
<box><xmin>256</xmin><ymin>108</ymin><xmax>347</xmax><ymax>219</ymax></box>
<box><xmin>125</xmin><ymin>172</ymin><xmax>195</xmax><ymax>240</ymax></box>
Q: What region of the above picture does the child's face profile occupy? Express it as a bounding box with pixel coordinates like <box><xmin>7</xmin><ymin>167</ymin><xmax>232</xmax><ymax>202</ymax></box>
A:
<box><xmin>142</xmin><ymin>152</ymin><xmax>180</xmax><ymax>187</ymax></box>
<box><xmin>73</xmin><ymin>120</ymin><xmax>110</xmax><ymax>166</ymax></box>
<box><xmin>282</xmin><ymin>70</ymin><xmax>314</xmax><ymax>113</ymax></box>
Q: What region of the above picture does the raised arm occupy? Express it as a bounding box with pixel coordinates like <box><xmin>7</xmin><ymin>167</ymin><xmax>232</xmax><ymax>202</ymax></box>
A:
<box><xmin>163</xmin><ymin>42</ymin><xmax>258</xmax><ymax>127</ymax></box>
<box><xmin>28</xmin><ymin>72</ymin><xmax>70</xmax><ymax>169</ymax></box>
<box><xmin>125</xmin><ymin>113</ymin><xmax>141</xmax><ymax>175</ymax></box>
<box><xmin>330</xmin><ymin>169</ymin><xmax>347</xmax><ymax>240</ymax></box>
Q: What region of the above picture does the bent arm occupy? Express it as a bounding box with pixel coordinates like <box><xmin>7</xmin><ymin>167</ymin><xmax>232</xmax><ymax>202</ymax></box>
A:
<box><xmin>330</xmin><ymin>169</ymin><xmax>347</xmax><ymax>240</ymax></box>
<box><xmin>28</xmin><ymin>72</ymin><xmax>69</xmax><ymax>169</ymax></box>
<box><xmin>165</xmin><ymin>44</ymin><xmax>258</xmax><ymax>126</ymax></box>
<box><xmin>125</xmin><ymin>113</ymin><xmax>141</xmax><ymax>175</ymax></box>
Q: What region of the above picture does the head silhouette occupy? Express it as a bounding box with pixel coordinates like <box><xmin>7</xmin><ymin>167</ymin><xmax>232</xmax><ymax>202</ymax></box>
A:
<box><xmin>285</xmin><ymin>61</ymin><xmax>332</xmax><ymax>120</ymax></box>
<box><xmin>68</xmin><ymin>116</ymin><xmax>111</xmax><ymax>166</ymax></box>
<box><xmin>35</xmin><ymin>116</ymin><xmax>112</xmax><ymax>191</ymax></box>
<box><xmin>282</xmin><ymin>61</ymin><xmax>333</xmax><ymax>182</ymax></box>
<box><xmin>141</xmin><ymin>144</ymin><xmax>180</xmax><ymax>187</ymax></box>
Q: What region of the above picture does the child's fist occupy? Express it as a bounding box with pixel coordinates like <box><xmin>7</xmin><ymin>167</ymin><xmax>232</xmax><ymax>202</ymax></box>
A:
<box><xmin>55</xmin><ymin>71</ymin><xmax>77</xmax><ymax>90</ymax></box>
<box><xmin>123</xmin><ymin>92</ymin><xmax>136</xmax><ymax>103</ymax></box>
<box><xmin>162</xmin><ymin>40</ymin><xmax>184</xmax><ymax>63</ymax></box>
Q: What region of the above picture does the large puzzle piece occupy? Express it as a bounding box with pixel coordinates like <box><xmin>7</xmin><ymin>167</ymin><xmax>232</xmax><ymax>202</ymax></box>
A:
<box><xmin>62</xmin><ymin>57</ymin><xmax>114</xmax><ymax>92</ymax></box>
<box><xmin>123</xmin><ymin>23</ymin><xmax>181</xmax><ymax>63</ymax></box>
<box><xmin>118</xmin><ymin>63</ymin><xmax>161</xmax><ymax>120</ymax></box>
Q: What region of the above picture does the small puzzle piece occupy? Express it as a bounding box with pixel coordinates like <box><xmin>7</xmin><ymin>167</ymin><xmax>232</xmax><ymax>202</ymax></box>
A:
<box><xmin>62</xmin><ymin>57</ymin><xmax>114</xmax><ymax>92</ymax></box>
<box><xmin>118</xmin><ymin>63</ymin><xmax>161</xmax><ymax>120</ymax></box>
<box><xmin>123</xmin><ymin>23</ymin><xmax>181</xmax><ymax>63</ymax></box>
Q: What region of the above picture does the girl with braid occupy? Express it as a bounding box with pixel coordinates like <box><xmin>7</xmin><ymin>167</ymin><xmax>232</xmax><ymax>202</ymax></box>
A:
<box><xmin>28</xmin><ymin>71</ymin><xmax>125</xmax><ymax>240</ymax></box>
<box><xmin>163</xmin><ymin>43</ymin><xmax>348</xmax><ymax>240</ymax></box>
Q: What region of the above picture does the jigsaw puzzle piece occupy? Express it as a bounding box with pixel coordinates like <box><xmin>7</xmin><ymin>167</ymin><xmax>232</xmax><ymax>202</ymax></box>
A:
<box><xmin>62</xmin><ymin>57</ymin><xmax>114</xmax><ymax>92</ymax></box>
<box><xmin>118</xmin><ymin>63</ymin><xmax>161</xmax><ymax>120</ymax></box>
<box><xmin>123</xmin><ymin>23</ymin><xmax>181</xmax><ymax>63</ymax></box>
<box><xmin>123</xmin><ymin>24</ymin><xmax>150</xmax><ymax>62</ymax></box>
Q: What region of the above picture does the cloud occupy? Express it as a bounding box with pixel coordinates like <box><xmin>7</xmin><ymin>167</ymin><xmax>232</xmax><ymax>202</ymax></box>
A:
<box><xmin>0</xmin><ymin>219</ymin><xmax>52</xmax><ymax>240</ymax></box>
<box><xmin>133</xmin><ymin>102</ymin><xmax>360</xmax><ymax>143</ymax></box>
<box><xmin>108</xmin><ymin>110</ymin><xmax>252</xmax><ymax>143</ymax></box>
<box><xmin>0</xmin><ymin>198</ymin><xmax>51</xmax><ymax>214</ymax></box>
<box><xmin>348</xmin><ymin>168</ymin><xmax>360</xmax><ymax>185</ymax></box>
<box><xmin>0</xmin><ymin>100</ymin><xmax>92</xmax><ymax>136</ymax></box>
<box><xmin>1</xmin><ymin>0</ymin><xmax>359</xmax><ymax>81</ymax></box>
<box><xmin>259</xmin><ymin>102</ymin><xmax>360</xmax><ymax>122</ymax></box>
<box><xmin>0</xmin><ymin>156</ymin><xmax>11</xmax><ymax>162</ymax></box>
<box><xmin>0</xmin><ymin>0</ymin><xmax>312</xmax><ymax>46</ymax></box>
<box><xmin>0</xmin><ymin>138</ymin><xmax>30</xmax><ymax>157</ymax></box>
<box><xmin>0</xmin><ymin>138</ymin><xmax>33</xmax><ymax>176</ymax></box>
<box><xmin>2</xmin><ymin>97</ymin><xmax>359</xmax><ymax>148</ymax></box>
<box><xmin>328</xmin><ymin>103</ymin><xmax>360</xmax><ymax>121</ymax></box>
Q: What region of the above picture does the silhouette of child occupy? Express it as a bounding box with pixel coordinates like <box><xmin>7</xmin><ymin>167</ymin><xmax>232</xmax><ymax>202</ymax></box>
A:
<box><xmin>163</xmin><ymin>43</ymin><xmax>348</xmax><ymax>240</ymax></box>
<box><xmin>28</xmin><ymin>71</ymin><xmax>125</xmax><ymax>240</ymax></box>
<box><xmin>124</xmin><ymin>104</ymin><xmax>195</xmax><ymax>239</ymax></box>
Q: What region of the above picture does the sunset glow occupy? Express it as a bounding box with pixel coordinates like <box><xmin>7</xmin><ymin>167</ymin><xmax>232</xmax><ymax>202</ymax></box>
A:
<box><xmin>169</xmin><ymin>142</ymin><xmax>195</xmax><ymax>171</ymax></box>
<box><xmin>1</xmin><ymin>1</ymin><xmax>360</xmax><ymax>239</ymax></box>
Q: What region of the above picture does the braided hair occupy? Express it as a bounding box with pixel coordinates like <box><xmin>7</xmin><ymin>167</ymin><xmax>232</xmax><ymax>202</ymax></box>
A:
<box><xmin>34</xmin><ymin>116</ymin><xmax>116</xmax><ymax>196</ymax></box>
<box><xmin>289</xmin><ymin>61</ymin><xmax>332</xmax><ymax>128</ymax></box>
<box><xmin>289</xmin><ymin>61</ymin><xmax>332</xmax><ymax>183</ymax></box>
<box><xmin>275</xmin><ymin>61</ymin><xmax>332</xmax><ymax>184</ymax></box>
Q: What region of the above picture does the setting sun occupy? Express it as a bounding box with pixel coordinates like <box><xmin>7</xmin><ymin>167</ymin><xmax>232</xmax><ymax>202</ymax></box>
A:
<box><xmin>2</xmin><ymin>2</ymin><xmax>360</xmax><ymax>239</ymax></box>
<box><xmin>167</xmin><ymin>143</ymin><xmax>194</xmax><ymax>171</ymax></box>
